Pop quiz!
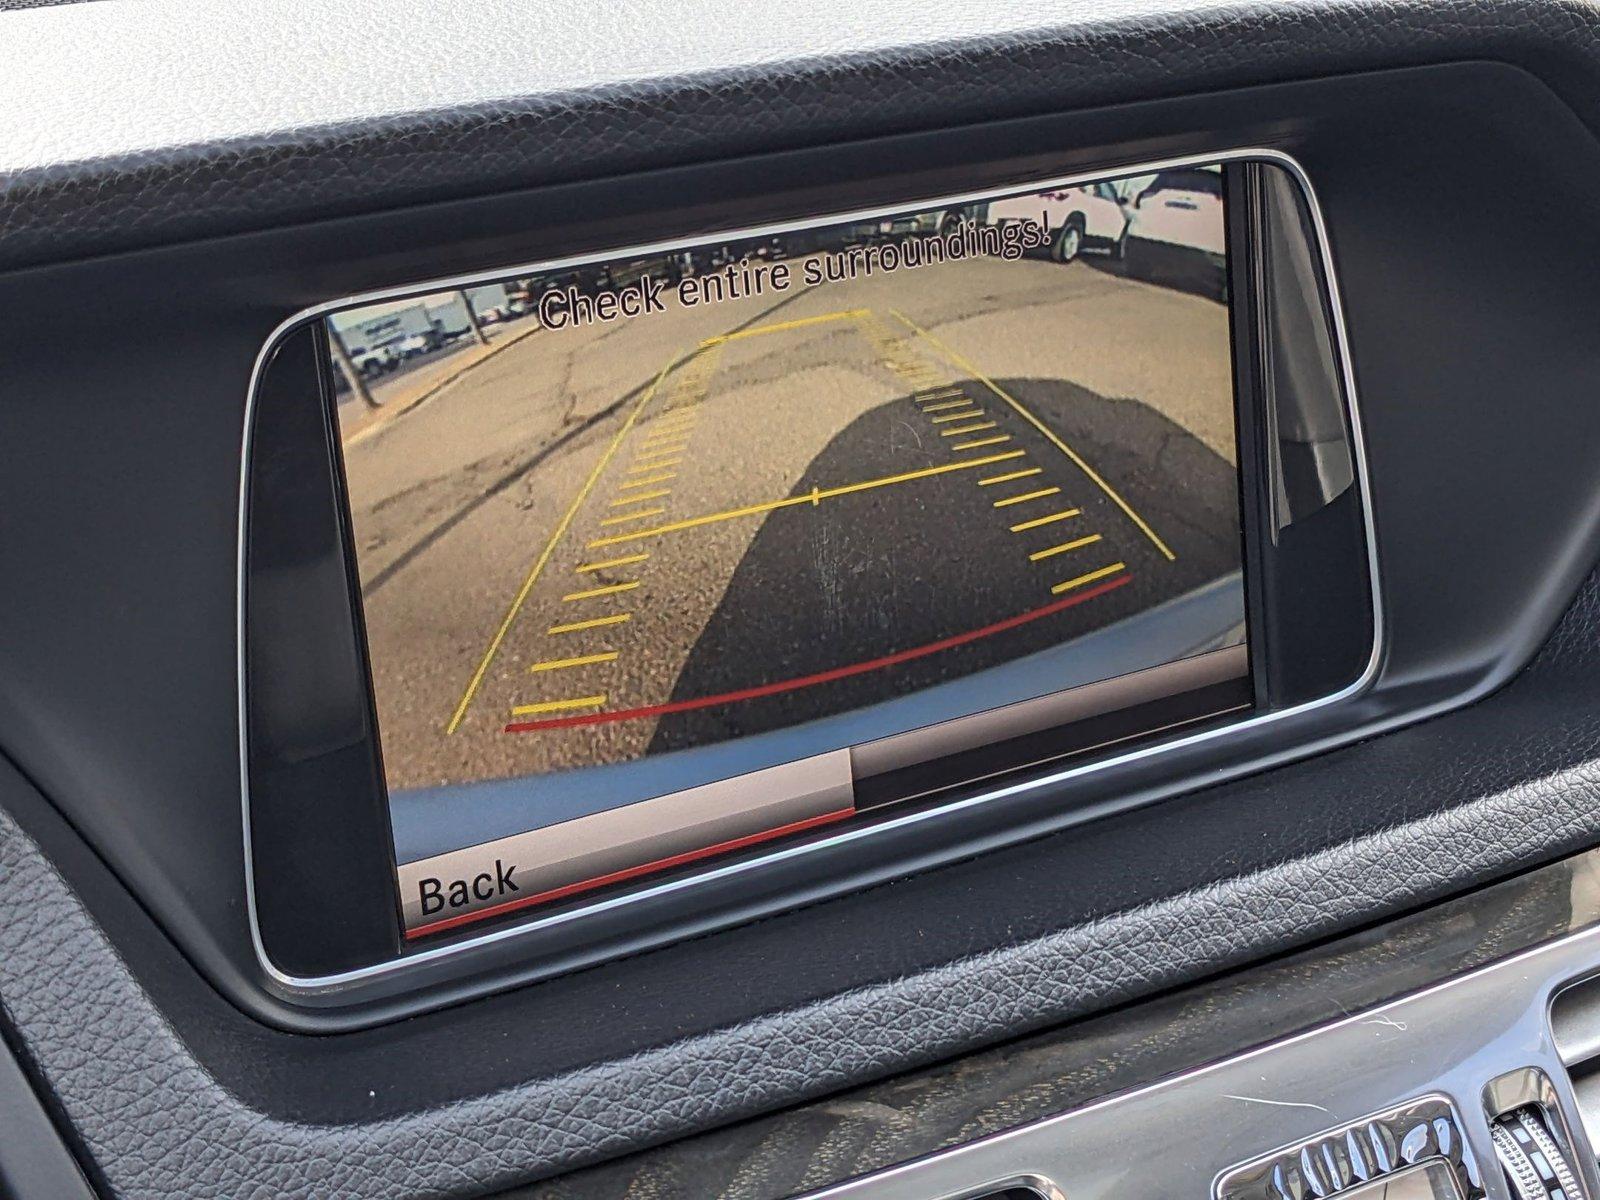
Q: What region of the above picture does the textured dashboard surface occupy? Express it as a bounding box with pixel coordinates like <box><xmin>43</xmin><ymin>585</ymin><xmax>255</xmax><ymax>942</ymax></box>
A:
<box><xmin>3</xmin><ymin>0</ymin><xmax>1600</xmax><ymax>274</ymax></box>
<box><xmin>524</xmin><ymin>848</ymin><xmax>1600</xmax><ymax>1199</ymax></box>
<box><xmin>4</xmin><ymin>564</ymin><xmax>1600</xmax><ymax>1199</ymax></box>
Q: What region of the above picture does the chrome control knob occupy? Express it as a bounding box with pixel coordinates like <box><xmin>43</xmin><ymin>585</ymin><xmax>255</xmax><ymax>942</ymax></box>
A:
<box><xmin>1490</xmin><ymin>1108</ymin><xmax>1588</xmax><ymax>1200</ymax></box>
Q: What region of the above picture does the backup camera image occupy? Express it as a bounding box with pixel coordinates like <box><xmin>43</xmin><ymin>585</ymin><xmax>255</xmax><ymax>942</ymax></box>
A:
<box><xmin>327</xmin><ymin>165</ymin><xmax>1248</xmax><ymax>935</ymax></box>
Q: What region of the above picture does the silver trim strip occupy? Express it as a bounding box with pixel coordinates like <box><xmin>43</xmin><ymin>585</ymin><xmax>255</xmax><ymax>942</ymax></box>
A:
<box><xmin>794</xmin><ymin>933</ymin><xmax>1600</xmax><ymax>1200</ymax></box>
<box><xmin>236</xmin><ymin>146</ymin><xmax>1384</xmax><ymax>997</ymax></box>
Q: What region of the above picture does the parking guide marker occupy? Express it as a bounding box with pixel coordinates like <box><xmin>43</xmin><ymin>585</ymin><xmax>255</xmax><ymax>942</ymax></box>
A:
<box><xmin>634</xmin><ymin>442</ymin><xmax>688</xmax><ymax>459</ymax></box>
<box><xmin>561</xmin><ymin>581</ymin><xmax>640</xmax><ymax>602</ymax></box>
<box><xmin>992</xmin><ymin>486</ymin><xmax>1062</xmax><ymax>508</ymax></box>
<box><xmin>608</xmin><ymin>489</ymin><xmax>670</xmax><ymax>506</ymax></box>
<box><xmin>890</xmin><ymin>309</ymin><xmax>1175</xmax><ymax>561</ymax></box>
<box><xmin>548</xmin><ymin>613</ymin><xmax>631</xmax><ymax>635</ymax></box>
<box><xmin>1053</xmin><ymin>563</ymin><xmax>1128</xmax><ymax>594</ymax></box>
<box><xmin>1010</xmin><ymin>508</ymin><xmax>1082</xmax><ymax>532</ymax></box>
<box><xmin>529</xmin><ymin>651</ymin><xmax>620</xmax><ymax>673</ymax></box>
<box><xmin>700</xmin><ymin>308</ymin><xmax>870</xmax><ymax>347</ymax></box>
<box><xmin>506</xmin><ymin>577</ymin><xmax>1134</xmax><ymax>735</ymax></box>
<box><xmin>599</xmin><ymin>506</ymin><xmax>666</xmax><ymax>526</ymax></box>
<box><xmin>617</xmin><ymin>472</ymin><xmax>675</xmax><ymax>490</ymax></box>
<box><xmin>1029</xmin><ymin>534</ymin><xmax>1102</xmax><ymax>561</ymax></box>
<box><xmin>510</xmin><ymin>695</ymin><xmax>607</xmax><ymax>717</ymax></box>
<box><xmin>979</xmin><ymin>467</ymin><xmax>1042</xmax><ymax>486</ymax></box>
<box><xmin>857</xmin><ymin>307</ymin><xmax>1153</xmax><ymax>611</ymax></box>
<box><xmin>576</xmin><ymin>553</ymin><xmax>649</xmax><ymax>573</ymax></box>
<box><xmin>492</xmin><ymin>339</ymin><xmax>731</xmax><ymax>729</ymax></box>
<box><xmin>585</xmin><ymin>449</ymin><xmax>1027</xmax><ymax>549</ymax></box>
<box><xmin>443</xmin><ymin>348</ymin><xmax>690</xmax><ymax>734</ymax></box>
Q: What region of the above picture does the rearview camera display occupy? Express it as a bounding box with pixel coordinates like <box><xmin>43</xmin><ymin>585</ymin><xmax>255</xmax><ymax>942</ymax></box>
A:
<box><xmin>327</xmin><ymin>163</ymin><xmax>1249</xmax><ymax>937</ymax></box>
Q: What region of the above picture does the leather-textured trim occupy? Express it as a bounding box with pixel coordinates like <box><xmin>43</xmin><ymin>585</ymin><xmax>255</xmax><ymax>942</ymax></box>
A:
<box><xmin>519</xmin><ymin>851</ymin><xmax>1600</xmax><ymax>1198</ymax></box>
<box><xmin>4</xmin><ymin>0</ymin><xmax>1600</xmax><ymax>274</ymax></box>
<box><xmin>3</xmin><ymin>565</ymin><xmax>1600</xmax><ymax>1199</ymax></box>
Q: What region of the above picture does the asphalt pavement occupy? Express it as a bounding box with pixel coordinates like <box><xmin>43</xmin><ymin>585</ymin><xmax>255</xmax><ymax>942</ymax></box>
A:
<box><xmin>343</xmin><ymin>252</ymin><xmax>1241</xmax><ymax>792</ymax></box>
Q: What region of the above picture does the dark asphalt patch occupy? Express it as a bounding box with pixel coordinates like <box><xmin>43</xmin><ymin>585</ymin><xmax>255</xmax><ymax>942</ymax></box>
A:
<box><xmin>648</xmin><ymin>378</ymin><xmax>1241</xmax><ymax>752</ymax></box>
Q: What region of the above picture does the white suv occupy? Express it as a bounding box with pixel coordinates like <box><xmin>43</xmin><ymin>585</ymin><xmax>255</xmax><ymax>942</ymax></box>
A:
<box><xmin>985</xmin><ymin>182</ymin><xmax>1130</xmax><ymax>262</ymax></box>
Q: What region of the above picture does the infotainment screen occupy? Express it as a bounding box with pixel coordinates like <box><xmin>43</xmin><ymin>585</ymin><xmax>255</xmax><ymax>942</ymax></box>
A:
<box><xmin>326</xmin><ymin>163</ymin><xmax>1251</xmax><ymax>938</ymax></box>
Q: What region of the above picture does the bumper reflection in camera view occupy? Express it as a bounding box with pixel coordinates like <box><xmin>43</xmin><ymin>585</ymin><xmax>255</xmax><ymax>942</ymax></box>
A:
<box><xmin>330</xmin><ymin>164</ymin><xmax>1247</xmax><ymax>936</ymax></box>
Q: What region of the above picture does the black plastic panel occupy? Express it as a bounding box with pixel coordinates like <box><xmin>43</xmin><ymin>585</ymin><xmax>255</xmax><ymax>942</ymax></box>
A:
<box><xmin>240</xmin><ymin>153</ymin><xmax>1369</xmax><ymax>988</ymax></box>
<box><xmin>3</xmin><ymin>59</ymin><xmax>1599</xmax><ymax>1026</ymax></box>
<box><xmin>1236</xmin><ymin>162</ymin><xmax>1374</xmax><ymax>706</ymax></box>
<box><xmin>246</xmin><ymin>325</ymin><xmax>401</xmax><ymax>975</ymax></box>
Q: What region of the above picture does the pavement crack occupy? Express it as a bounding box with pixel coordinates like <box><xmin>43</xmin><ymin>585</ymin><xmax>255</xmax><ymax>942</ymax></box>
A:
<box><xmin>360</xmin><ymin>284</ymin><xmax>818</xmax><ymax>599</ymax></box>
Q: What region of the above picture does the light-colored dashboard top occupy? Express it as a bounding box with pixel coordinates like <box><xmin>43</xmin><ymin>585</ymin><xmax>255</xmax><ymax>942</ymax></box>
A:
<box><xmin>0</xmin><ymin>0</ymin><xmax>1216</xmax><ymax>176</ymax></box>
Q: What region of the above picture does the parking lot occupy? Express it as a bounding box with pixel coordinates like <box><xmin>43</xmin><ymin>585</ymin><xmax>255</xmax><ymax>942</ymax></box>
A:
<box><xmin>344</xmin><ymin>251</ymin><xmax>1241</xmax><ymax>792</ymax></box>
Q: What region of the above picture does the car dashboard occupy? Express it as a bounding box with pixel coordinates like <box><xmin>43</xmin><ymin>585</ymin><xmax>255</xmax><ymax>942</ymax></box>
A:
<box><xmin>5</xmin><ymin>2</ymin><xmax>1600</xmax><ymax>1199</ymax></box>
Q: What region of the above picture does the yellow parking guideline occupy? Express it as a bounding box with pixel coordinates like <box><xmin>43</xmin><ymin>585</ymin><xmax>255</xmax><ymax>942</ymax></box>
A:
<box><xmin>920</xmin><ymin>399</ymin><xmax>972</xmax><ymax>413</ymax></box>
<box><xmin>530</xmin><ymin>651</ymin><xmax>620</xmax><ymax>673</ymax></box>
<box><xmin>634</xmin><ymin>442</ymin><xmax>688</xmax><ymax>460</ymax></box>
<box><xmin>599</xmin><ymin>506</ymin><xmax>666</xmax><ymax>526</ymax></box>
<box><xmin>1010</xmin><ymin>508</ymin><xmax>1082</xmax><ymax>533</ymax></box>
<box><xmin>618</xmin><ymin>472</ymin><xmax>675</xmax><ymax>490</ymax></box>
<box><xmin>561</xmin><ymin>581</ymin><xmax>640</xmax><ymax>602</ymax></box>
<box><xmin>1052</xmin><ymin>563</ymin><xmax>1127</xmax><ymax>595</ymax></box>
<box><xmin>941</xmin><ymin>421</ymin><xmax>997</xmax><ymax>437</ymax></box>
<box><xmin>510</xmin><ymin>695</ymin><xmax>607</xmax><ymax>717</ymax></box>
<box><xmin>702</xmin><ymin>308</ymin><xmax>870</xmax><ymax>347</ymax></box>
<box><xmin>444</xmin><ymin>349</ymin><xmax>685</xmax><ymax>735</ymax></box>
<box><xmin>640</xmin><ymin>432</ymin><xmax>691</xmax><ymax>448</ymax></box>
<box><xmin>979</xmin><ymin>467</ymin><xmax>1042</xmax><ymax>487</ymax></box>
<box><xmin>1029</xmin><ymin>534</ymin><xmax>1102</xmax><ymax>561</ymax></box>
<box><xmin>548</xmin><ymin>613</ymin><xmax>632</xmax><ymax>635</ymax></box>
<box><xmin>951</xmin><ymin>435</ymin><xmax>1012</xmax><ymax>451</ymax></box>
<box><xmin>609</xmin><ymin>489</ymin><xmax>670</xmax><ymax>506</ymax></box>
<box><xmin>627</xmin><ymin>458</ymin><xmax>681</xmax><ymax>473</ymax></box>
<box><xmin>576</xmin><ymin>553</ymin><xmax>649</xmax><ymax>573</ymax></box>
<box><xmin>915</xmin><ymin>388</ymin><xmax>965</xmax><ymax>402</ymax></box>
<box><xmin>993</xmin><ymin>486</ymin><xmax>1061</xmax><ymax>509</ymax></box>
<box><xmin>588</xmin><ymin>449</ymin><xmax>1027</xmax><ymax>549</ymax></box>
<box><xmin>931</xmin><ymin>410</ymin><xmax>984</xmax><ymax>423</ymax></box>
<box><xmin>891</xmin><ymin>309</ymin><xmax>1175</xmax><ymax>561</ymax></box>
<box><xmin>647</xmin><ymin>422</ymin><xmax>695</xmax><ymax>439</ymax></box>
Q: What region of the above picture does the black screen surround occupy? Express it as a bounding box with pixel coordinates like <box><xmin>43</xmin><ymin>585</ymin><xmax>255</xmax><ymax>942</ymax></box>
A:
<box><xmin>242</xmin><ymin>153</ymin><xmax>1375</xmax><ymax>998</ymax></box>
<box><xmin>11</xmin><ymin>20</ymin><xmax>1600</xmax><ymax>1196</ymax></box>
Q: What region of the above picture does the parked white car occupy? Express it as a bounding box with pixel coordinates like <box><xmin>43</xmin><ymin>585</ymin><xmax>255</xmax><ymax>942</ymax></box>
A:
<box><xmin>1124</xmin><ymin>166</ymin><xmax>1227</xmax><ymax>298</ymax></box>
<box><xmin>1126</xmin><ymin>167</ymin><xmax>1225</xmax><ymax>257</ymax></box>
<box><xmin>396</xmin><ymin>332</ymin><xmax>435</xmax><ymax>358</ymax></box>
<box><xmin>986</xmin><ymin>182</ymin><xmax>1130</xmax><ymax>262</ymax></box>
<box><xmin>351</xmin><ymin>344</ymin><xmax>401</xmax><ymax>378</ymax></box>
